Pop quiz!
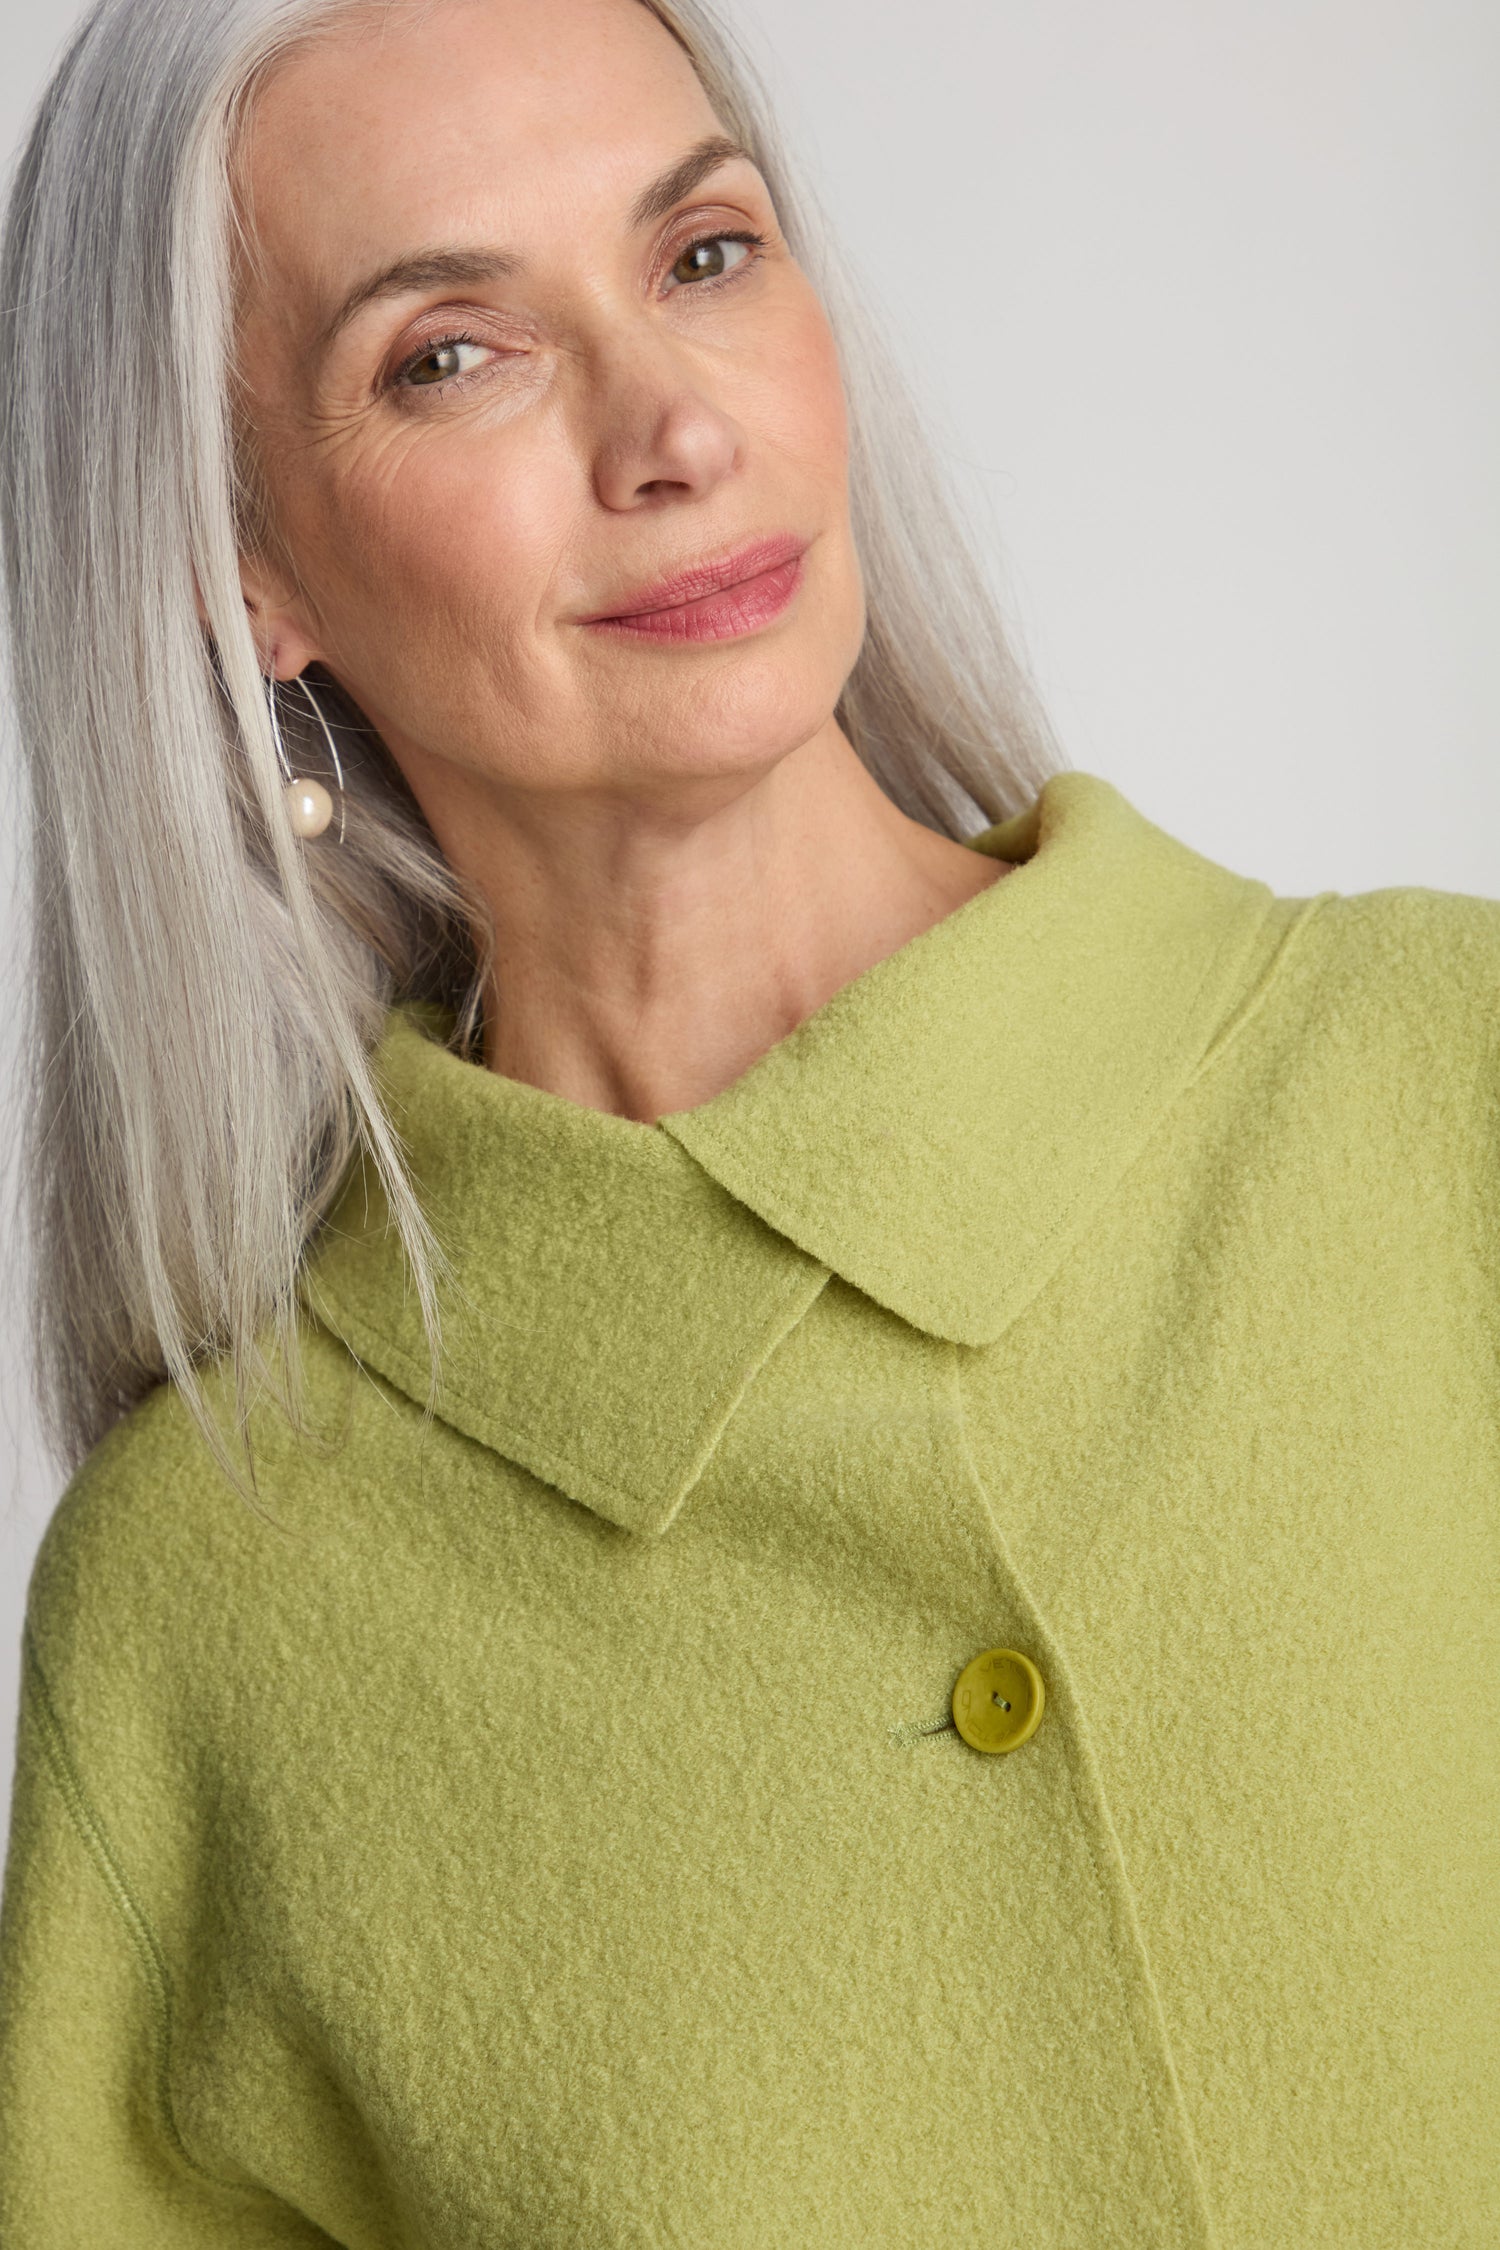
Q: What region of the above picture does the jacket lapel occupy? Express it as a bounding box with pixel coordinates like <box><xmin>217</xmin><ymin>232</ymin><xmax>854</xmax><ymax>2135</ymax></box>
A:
<box><xmin>300</xmin><ymin>1015</ymin><xmax>829</xmax><ymax>1538</ymax></box>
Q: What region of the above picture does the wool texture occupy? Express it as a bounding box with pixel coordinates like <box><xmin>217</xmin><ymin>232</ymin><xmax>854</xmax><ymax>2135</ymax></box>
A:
<box><xmin>1</xmin><ymin>769</ymin><xmax>1496</xmax><ymax>2247</ymax></box>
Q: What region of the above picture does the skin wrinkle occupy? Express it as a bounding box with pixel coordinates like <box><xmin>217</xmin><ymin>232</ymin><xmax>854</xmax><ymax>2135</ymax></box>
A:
<box><xmin>231</xmin><ymin>0</ymin><xmax>1010</xmax><ymax>1125</ymax></box>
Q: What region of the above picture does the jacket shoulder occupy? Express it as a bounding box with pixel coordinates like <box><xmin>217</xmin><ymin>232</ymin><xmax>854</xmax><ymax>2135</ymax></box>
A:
<box><xmin>1249</xmin><ymin>880</ymin><xmax>1500</xmax><ymax>1058</ymax></box>
<box><xmin>22</xmin><ymin>1319</ymin><xmax>358</xmax><ymax>1726</ymax></box>
<box><xmin>1335</xmin><ymin>874</ymin><xmax>1497</xmax><ymax>947</ymax></box>
<box><xmin>1197</xmin><ymin>880</ymin><xmax>1500</xmax><ymax>1187</ymax></box>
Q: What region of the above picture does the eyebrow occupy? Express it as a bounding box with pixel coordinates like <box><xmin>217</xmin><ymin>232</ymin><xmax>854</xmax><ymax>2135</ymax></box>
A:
<box><xmin>625</xmin><ymin>131</ymin><xmax>753</xmax><ymax>230</ymax></box>
<box><xmin>316</xmin><ymin>132</ymin><xmax>757</xmax><ymax>353</ymax></box>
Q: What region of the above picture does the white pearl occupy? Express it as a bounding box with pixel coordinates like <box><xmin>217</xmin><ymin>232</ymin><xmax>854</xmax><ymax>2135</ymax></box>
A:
<box><xmin>284</xmin><ymin>777</ymin><xmax>333</xmax><ymax>838</ymax></box>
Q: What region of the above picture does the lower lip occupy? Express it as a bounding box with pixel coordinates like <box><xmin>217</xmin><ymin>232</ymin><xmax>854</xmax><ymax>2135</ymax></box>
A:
<box><xmin>585</xmin><ymin>552</ymin><xmax>805</xmax><ymax>643</ymax></box>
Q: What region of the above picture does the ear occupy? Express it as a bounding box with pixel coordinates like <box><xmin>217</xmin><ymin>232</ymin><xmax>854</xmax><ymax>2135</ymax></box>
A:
<box><xmin>239</xmin><ymin>551</ymin><xmax>325</xmax><ymax>680</ymax></box>
<box><xmin>196</xmin><ymin>554</ymin><xmax>323</xmax><ymax>681</ymax></box>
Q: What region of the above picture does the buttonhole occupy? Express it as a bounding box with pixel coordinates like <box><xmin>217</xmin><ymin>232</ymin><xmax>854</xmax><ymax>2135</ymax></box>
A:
<box><xmin>887</xmin><ymin>1713</ymin><xmax>960</xmax><ymax>1749</ymax></box>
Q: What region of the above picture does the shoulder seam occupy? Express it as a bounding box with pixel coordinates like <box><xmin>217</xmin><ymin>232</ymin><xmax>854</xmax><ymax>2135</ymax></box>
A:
<box><xmin>1185</xmin><ymin>890</ymin><xmax>1339</xmax><ymax>1091</ymax></box>
<box><xmin>20</xmin><ymin>1627</ymin><xmax>271</xmax><ymax>2203</ymax></box>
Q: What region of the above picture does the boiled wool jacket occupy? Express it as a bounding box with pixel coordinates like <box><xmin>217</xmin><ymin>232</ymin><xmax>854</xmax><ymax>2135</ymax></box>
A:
<box><xmin>1</xmin><ymin>769</ymin><xmax>1497</xmax><ymax>2249</ymax></box>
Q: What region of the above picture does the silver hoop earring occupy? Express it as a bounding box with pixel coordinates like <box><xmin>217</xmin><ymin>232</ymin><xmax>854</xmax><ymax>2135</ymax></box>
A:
<box><xmin>293</xmin><ymin>673</ymin><xmax>348</xmax><ymax>844</ymax></box>
<box><xmin>266</xmin><ymin>675</ymin><xmax>346</xmax><ymax>842</ymax></box>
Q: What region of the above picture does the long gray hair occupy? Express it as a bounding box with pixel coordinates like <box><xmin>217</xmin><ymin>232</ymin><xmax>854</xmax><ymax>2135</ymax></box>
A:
<box><xmin>0</xmin><ymin>0</ymin><xmax>1065</xmax><ymax>1492</ymax></box>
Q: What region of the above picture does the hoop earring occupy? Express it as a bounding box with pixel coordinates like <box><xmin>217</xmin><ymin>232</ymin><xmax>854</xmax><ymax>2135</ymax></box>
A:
<box><xmin>292</xmin><ymin>673</ymin><xmax>348</xmax><ymax>844</ymax></box>
<box><xmin>266</xmin><ymin>674</ymin><xmax>346</xmax><ymax>842</ymax></box>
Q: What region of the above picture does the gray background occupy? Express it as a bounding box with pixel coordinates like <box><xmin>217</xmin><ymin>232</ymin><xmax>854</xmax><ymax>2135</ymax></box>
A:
<box><xmin>3</xmin><ymin>0</ymin><xmax>1498</xmax><ymax>1842</ymax></box>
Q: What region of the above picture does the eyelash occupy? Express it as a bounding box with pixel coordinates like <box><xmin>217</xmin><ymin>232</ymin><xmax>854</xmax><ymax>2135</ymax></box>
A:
<box><xmin>389</xmin><ymin>326</ymin><xmax>487</xmax><ymax>391</ymax></box>
<box><xmin>388</xmin><ymin>228</ymin><xmax>769</xmax><ymax>394</ymax></box>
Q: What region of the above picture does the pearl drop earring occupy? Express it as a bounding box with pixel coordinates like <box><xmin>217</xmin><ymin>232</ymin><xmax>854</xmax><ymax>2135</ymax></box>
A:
<box><xmin>265</xmin><ymin>673</ymin><xmax>347</xmax><ymax>842</ymax></box>
<box><xmin>285</xmin><ymin>776</ymin><xmax>334</xmax><ymax>839</ymax></box>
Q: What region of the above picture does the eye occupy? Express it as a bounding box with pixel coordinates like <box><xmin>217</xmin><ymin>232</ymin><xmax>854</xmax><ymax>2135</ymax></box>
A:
<box><xmin>397</xmin><ymin>334</ymin><xmax>492</xmax><ymax>389</ymax></box>
<box><xmin>664</xmin><ymin>231</ymin><xmax>765</xmax><ymax>291</ymax></box>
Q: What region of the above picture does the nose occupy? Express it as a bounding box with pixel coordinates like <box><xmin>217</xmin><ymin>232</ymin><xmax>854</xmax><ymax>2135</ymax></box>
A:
<box><xmin>588</xmin><ymin>332</ymin><xmax>745</xmax><ymax>513</ymax></box>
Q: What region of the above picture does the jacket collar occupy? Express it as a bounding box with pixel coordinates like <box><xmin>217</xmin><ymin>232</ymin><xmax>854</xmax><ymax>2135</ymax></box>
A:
<box><xmin>301</xmin><ymin>771</ymin><xmax>1281</xmax><ymax>1536</ymax></box>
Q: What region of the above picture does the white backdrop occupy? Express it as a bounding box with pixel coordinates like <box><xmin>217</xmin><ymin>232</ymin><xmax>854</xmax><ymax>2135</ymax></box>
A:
<box><xmin>2</xmin><ymin>0</ymin><xmax>1497</xmax><ymax>1842</ymax></box>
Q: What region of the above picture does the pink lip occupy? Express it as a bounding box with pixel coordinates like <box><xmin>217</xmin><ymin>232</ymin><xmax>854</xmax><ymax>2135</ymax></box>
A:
<box><xmin>580</xmin><ymin>534</ymin><xmax>809</xmax><ymax>643</ymax></box>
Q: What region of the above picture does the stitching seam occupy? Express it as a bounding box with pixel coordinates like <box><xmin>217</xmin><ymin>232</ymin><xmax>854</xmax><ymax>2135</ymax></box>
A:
<box><xmin>947</xmin><ymin>1360</ymin><xmax>1212</xmax><ymax>2249</ymax></box>
<box><xmin>21</xmin><ymin>1628</ymin><xmax>272</xmax><ymax>2203</ymax></box>
<box><xmin>1183</xmin><ymin>891</ymin><xmax>1338</xmax><ymax>1091</ymax></box>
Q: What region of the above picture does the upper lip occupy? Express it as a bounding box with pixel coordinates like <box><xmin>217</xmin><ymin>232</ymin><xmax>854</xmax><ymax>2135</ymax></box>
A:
<box><xmin>578</xmin><ymin>533</ymin><xmax>808</xmax><ymax>621</ymax></box>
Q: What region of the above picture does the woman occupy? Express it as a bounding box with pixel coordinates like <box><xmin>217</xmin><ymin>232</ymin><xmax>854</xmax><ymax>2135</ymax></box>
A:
<box><xmin>0</xmin><ymin>0</ymin><xmax>1494</xmax><ymax>2241</ymax></box>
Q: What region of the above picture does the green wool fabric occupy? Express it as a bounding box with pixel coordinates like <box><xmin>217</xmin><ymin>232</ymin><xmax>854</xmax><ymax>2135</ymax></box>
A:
<box><xmin>2</xmin><ymin>770</ymin><xmax>1497</xmax><ymax>2247</ymax></box>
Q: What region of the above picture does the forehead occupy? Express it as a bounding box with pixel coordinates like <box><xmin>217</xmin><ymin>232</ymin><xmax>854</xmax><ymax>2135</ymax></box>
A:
<box><xmin>238</xmin><ymin>0</ymin><xmax>725</xmax><ymax>295</ymax></box>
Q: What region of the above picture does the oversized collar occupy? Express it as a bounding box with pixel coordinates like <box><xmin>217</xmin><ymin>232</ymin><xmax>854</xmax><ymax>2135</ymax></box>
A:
<box><xmin>300</xmin><ymin>771</ymin><xmax>1286</xmax><ymax>1537</ymax></box>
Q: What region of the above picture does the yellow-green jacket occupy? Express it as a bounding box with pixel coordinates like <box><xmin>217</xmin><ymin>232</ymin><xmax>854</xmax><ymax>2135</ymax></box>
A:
<box><xmin>2</xmin><ymin>771</ymin><xmax>1497</xmax><ymax>2247</ymax></box>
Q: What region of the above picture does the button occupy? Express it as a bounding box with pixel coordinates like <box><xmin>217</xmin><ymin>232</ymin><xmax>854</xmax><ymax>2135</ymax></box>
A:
<box><xmin>951</xmin><ymin>1647</ymin><xmax>1045</xmax><ymax>1753</ymax></box>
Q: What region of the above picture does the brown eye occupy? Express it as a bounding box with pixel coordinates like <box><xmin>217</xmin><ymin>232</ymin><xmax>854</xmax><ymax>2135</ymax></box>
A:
<box><xmin>401</xmin><ymin>338</ymin><xmax>489</xmax><ymax>388</ymax></box>
<box><xmin>665</xmin><ymin>235</ymin><xmax>757</xmax><ymax>290</ymax></box>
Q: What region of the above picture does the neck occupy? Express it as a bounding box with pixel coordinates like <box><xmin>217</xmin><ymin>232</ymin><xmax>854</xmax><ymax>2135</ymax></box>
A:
<box><xmin>410</xmin><ymin>715</ymin><xmax>1009</xmax><ymax>1122</ymax></box>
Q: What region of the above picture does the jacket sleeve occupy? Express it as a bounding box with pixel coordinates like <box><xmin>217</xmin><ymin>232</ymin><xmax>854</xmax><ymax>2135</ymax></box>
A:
<box><xmin>0</xmin><ymin>1641</ymin><xmax>335</xmax><ymax>2250</ymax></box>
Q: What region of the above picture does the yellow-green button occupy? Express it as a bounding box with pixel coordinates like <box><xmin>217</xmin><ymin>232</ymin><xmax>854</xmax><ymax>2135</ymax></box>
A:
<box><xmin>951</xmin><ymin>1647</ymin><xmax>1045</xmax><ymax>1753</ymax></box>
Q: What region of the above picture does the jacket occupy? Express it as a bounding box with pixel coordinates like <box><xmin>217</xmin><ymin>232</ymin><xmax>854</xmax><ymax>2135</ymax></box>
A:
<box><xmin>1</xmin><ymin>768</ymin><xmax>1496</xmax><ymax>2247</ymax></box>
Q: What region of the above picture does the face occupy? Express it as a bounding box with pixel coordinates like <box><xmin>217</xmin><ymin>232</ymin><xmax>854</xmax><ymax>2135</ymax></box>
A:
<box><xmin>233</xmin><ymin>0</ymin><xmax>867</xmax><ymax>825</ymax></box>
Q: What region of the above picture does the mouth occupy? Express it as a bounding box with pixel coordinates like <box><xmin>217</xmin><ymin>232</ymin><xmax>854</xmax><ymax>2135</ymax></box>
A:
<box><xmin>578</xmin><ymin>533</ymin><xmax>809</xmax><ymax>644</ymax></box>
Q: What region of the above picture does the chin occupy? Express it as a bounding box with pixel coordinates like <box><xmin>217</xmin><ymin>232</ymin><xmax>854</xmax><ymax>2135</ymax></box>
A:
<box><xmin>624</xmin><ymin>595</ymin><xmax>862</xmax><ymax>761</ymax></box>
<box><xmin>630</xmin><ymin>660</ymin><xmax>839</xmax><ymax>778</ymax></box>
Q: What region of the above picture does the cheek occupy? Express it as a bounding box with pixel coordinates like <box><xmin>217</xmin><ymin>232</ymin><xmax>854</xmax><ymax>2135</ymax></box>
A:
<box><xmin>765</xmin><ymin>301</ymin><xmax>864</xmax><ymax>673</ymax></box>
<box><xmin>278</xmin><ymin>409</ymin><xmax>571</xmax><ymax>687</ymax></box>
<box><xmin>720</xmin><ymin>288</ymin><xmax>861</xmax><ymax>671</ymax></box>
<box><xmin>796</xmin><ymin>314</ymin><xmax>852</xmax><ymax>477</ymax></box>
<box><xmin>740</xmin><ymin>287</ymin><xmax>851</xmax><ymax>488</ymax></box>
